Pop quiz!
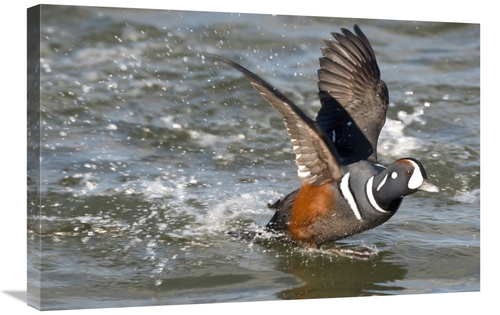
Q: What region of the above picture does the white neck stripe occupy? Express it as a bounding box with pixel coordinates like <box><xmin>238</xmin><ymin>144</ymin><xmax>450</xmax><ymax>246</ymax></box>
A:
<box><xmin>366</xmin><ymin>176</ymin><xmax>390</xmax><ymax>214</ymax></box>
<box><xmin>340</xmin><ymin>173</ymin><xmax>363</xmax><ymax>221</ymax></box>
<box><xmin>377</xmin><ymin>174</ymin><xmax>388</xmax><ymax>191</ymax></box>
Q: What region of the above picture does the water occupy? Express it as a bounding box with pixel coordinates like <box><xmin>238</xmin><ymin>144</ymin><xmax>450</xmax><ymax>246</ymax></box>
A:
<box><xmin>27</xmin><ymin>5</ymin><xmax>480</xmax><ymax>310</ymax></box>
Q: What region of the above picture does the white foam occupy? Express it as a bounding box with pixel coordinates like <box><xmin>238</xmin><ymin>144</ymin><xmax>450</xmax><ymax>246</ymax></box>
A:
<box><xmin>378</xmin><ymin>117</ymin><xmax>423</xmax><ymax>158</ymax></box>
<box><xmin>397</xmin><ymin>108</ymin><xmax>427</xmax><ymax>126</ymax></box>
<box><xmin>452</xmin><ymin>189</ymin><xmax>480</xmax><ymax>204</ymax></box>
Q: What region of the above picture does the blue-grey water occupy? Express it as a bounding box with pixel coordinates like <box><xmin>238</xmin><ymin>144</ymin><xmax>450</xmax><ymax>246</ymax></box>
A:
<box><xmin>27</xmin><ymin>5</ymin><xmax>480</xmax><ymax>310</ymax></box>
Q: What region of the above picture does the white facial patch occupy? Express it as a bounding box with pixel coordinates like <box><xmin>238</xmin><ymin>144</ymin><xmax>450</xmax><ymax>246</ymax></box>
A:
<box><xmin>405</xmin><ymin>160</ymin><xmax>424</xmax><ymax>190</ymax></box>
<box><xmin>391</xmin><ymin>172</ymin><xmax>398</xmax><ymax>179</ymax></box>
<box><xmin>340</xmin><ymin>173</ymin><xmax>362</xmax><ymax>221</ymax></box>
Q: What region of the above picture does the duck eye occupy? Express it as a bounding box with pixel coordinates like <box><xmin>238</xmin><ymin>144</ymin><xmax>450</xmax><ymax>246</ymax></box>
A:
<box><xmin>407</xmin><ymin>170</ymin><xmax>413</xmax><ymax>176</ymax></box>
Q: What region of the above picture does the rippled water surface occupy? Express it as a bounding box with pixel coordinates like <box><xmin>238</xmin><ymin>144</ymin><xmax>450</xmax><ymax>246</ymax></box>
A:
<box><xmin>28</xmin><ymin>5</ymin><xmax>480</xmax><ymax>310</ymax></box>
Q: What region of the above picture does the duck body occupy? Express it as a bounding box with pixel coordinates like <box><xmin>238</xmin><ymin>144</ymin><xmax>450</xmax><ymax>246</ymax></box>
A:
<box><xmin>211</xmin><ymin>25</ymin><xmax>438</xmax><ymax>248</ymax></box>
<box><xmin>266</xmin><ymin>161</ymin><xmax>390</xmax><ymax>245</ymax></box>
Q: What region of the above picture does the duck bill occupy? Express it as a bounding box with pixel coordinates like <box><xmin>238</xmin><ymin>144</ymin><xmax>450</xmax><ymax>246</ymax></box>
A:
<box><xmin>418</xmin><ymin>179</ymin><xmax>439</xmax><ymax>192</ymax></box>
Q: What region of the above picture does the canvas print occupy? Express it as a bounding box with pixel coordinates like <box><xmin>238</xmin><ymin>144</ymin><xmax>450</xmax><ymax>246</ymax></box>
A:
<box><xmin>27</xmin><ymin>4</ymin><xmax>480</xmax><ymax>311</ymax></box>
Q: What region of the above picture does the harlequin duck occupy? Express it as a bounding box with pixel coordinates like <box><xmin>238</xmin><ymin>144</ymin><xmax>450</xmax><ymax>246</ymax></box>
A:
<box><xmin>211</xmin><ymin>25</ymin><xmax>438</xmax><ymax>248</ymax></box>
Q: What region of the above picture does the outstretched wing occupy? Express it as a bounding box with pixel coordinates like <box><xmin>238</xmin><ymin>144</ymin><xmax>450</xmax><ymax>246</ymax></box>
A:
<box><xmin>316</xmin><ymin>25</ymin><xmax>389</xmax><ymax>163</ymax></box>
<box><xmin>210</xmin><ymin>54</ymin><xmax>344</xmax><ymax>185</ymax></box>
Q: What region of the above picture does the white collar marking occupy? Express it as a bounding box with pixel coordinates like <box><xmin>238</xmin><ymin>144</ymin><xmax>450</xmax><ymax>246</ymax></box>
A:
<box><xmin>366</xmin><ymin>176</ymin><xmax>390</xmax><ymax>213</ymax></box>
<box><xmin>340</xmin><ymin>173</ymin><xmax>363</xmax><ymax>221</ymax></box>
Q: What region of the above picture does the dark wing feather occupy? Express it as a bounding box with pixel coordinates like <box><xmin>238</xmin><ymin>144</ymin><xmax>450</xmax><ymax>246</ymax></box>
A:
<box><xmin>210</xmin><ymin>54</ymin><xmax>344</xmax><ymax>185</ymax></box>
<box><xmin>316</xmin><ymin>25</ymin><xmax>389</xmax><ymax>163</ymax></box>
